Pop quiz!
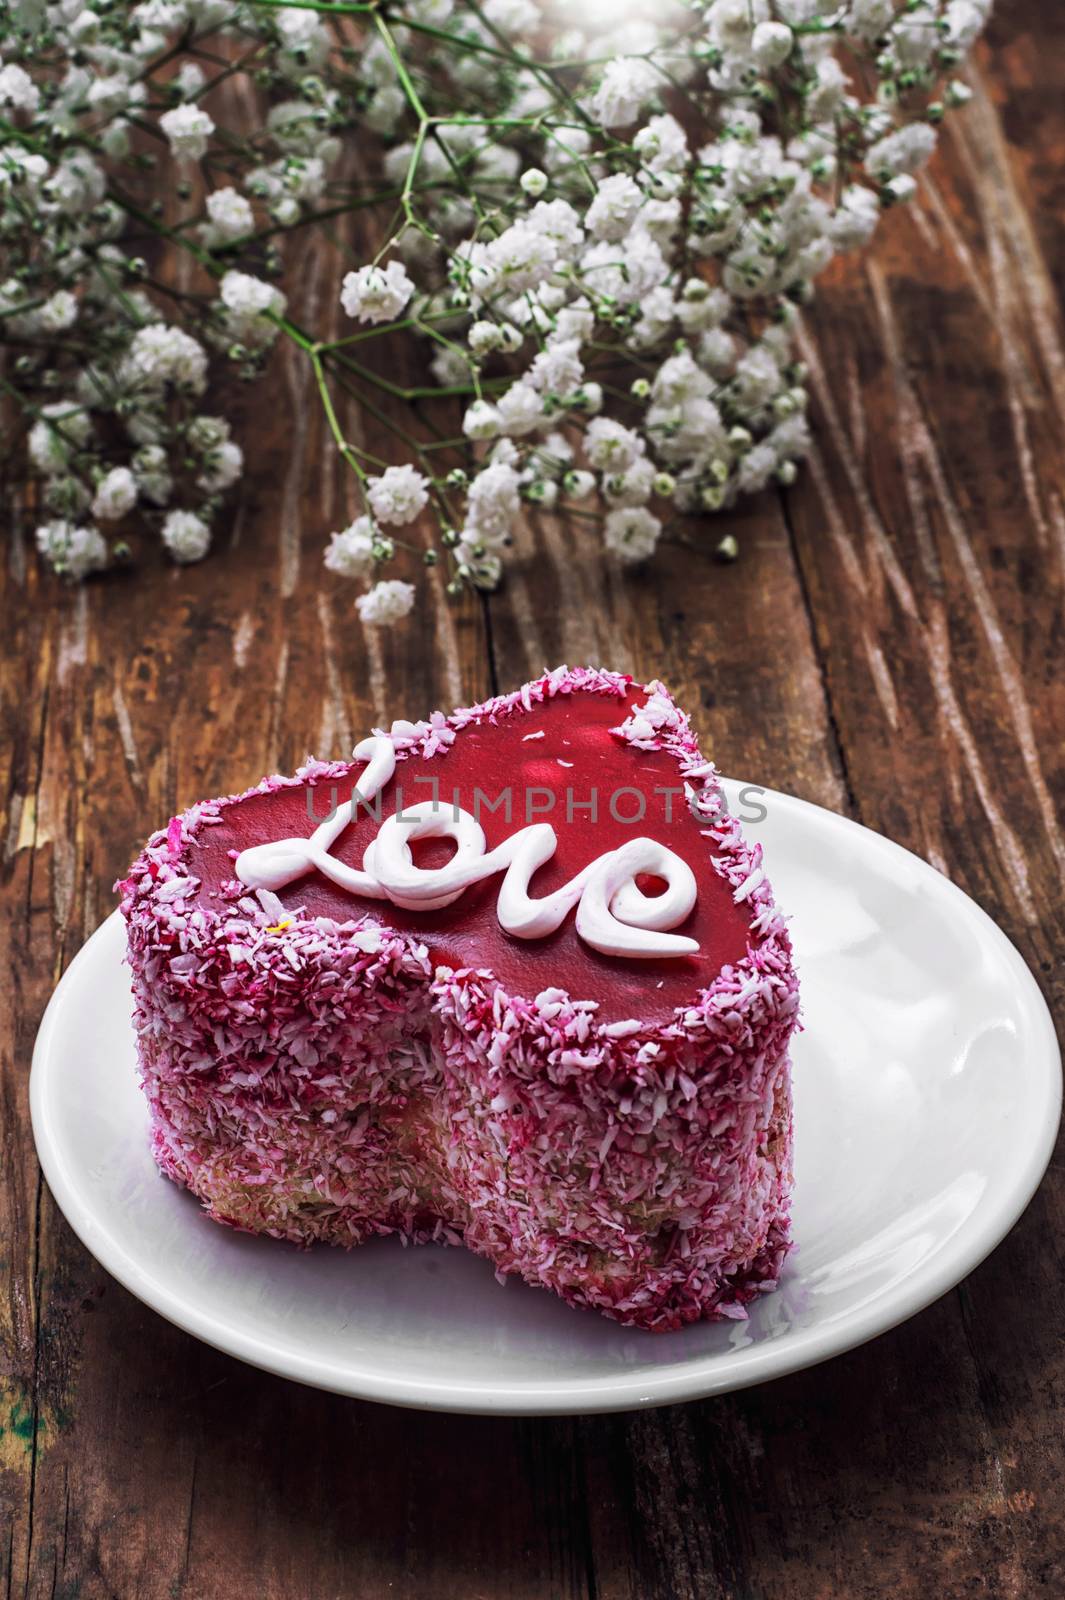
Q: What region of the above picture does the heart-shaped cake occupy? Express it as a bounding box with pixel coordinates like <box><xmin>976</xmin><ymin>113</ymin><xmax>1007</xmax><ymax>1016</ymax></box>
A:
<box><xmin>117</xmin><ymin>666</ymin><xmax>799</xmax><ymax>1330</ymax></box>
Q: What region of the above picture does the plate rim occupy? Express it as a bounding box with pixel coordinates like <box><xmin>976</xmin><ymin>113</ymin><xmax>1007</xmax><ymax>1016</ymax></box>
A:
<box><xmin>30</xmin><ymin>784</ymin><xmax>1062</xmax><ymax>1415</ymax></box>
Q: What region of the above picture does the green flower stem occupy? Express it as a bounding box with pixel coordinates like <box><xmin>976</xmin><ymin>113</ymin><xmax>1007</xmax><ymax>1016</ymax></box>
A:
<box><xmin>413</xmin><ymin>435</ymin><xmax>471</xmax><ymax>454</ymax></box>
<box><xmin>464</xmin><ymin>0</ymin><xmax>595</xmax><ymax>131</ymax></box>
<box><xmin>325</xmin><ymin>362</ymin><xmax>425</xmax><ymax>456</ymax></box>
<box><xmin>103</xmin><ymin>183</ymin><xmax>464</xmax><ymax>512</ymax></box>
<box><xmin>0</xmin><ymin>374</ymin><xmax>92</xmax><ymax>454</ymax></box>
<box><xmin>322</xmin><ymin>309</ymin><xmax>458</xmax><ymax>351</ymax></box>
<box><xmin>373</xmin><ymin>12</ymin><xmax>430</xmax><ymax>124</ymax></box>
<box><xmin>310</xmin><ymin>347</ymin><xmax>371</xmax><ymax>492</ymax></box>
<box><xmin>185</xmin><ymin>39</ymin><xmax>267</xmax><ymax>104</ymax></box>
<box><xmin>326</xmin><ymin>348</ymin><xmax>487</xmax><ymax>402</ymax></box>
<box><xmin>244</xmin><ymin>0</ymin><xmax>374</xmax><ymax>12</ymax></box>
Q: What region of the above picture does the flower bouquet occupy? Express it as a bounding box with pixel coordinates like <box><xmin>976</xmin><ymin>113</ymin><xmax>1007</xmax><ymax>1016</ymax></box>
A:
<box><xmin>0</xmin><ymin>0</ymin><xmax>990</xmax><ymax>620</ymax></box>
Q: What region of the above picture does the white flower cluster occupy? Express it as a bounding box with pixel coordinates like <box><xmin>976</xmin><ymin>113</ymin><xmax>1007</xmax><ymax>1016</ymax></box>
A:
<box><xmin>3</xmin><ymin>0</ymin><xmax>990</xmax><ymax>616</ymax></box>
<box><xmin>4</xmin><ymin>1</ymin><xmax>329</xmax><ymax>578</ymax></box>
<box><xmin>327</xmin><ymin>0</ymin><xmax>989</xmax><ymax>598</ymax></box>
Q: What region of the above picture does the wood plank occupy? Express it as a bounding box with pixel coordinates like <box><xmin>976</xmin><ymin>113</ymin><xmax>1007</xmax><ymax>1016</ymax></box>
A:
<box><xmin>488</xmin><ymin>11</ymin><xmax>1065</xmax><ymax>1598</ymax></box>
<box><xmin>481</xmin><ymin>483</ymin><xmax>850</xmax><ymax>1600</ymax></box>
<box><xmin>488</xmin><ymin>493</ymin><xmax>849</xmax><ymax>815</ymax></box>
<box><xmin>1</xmin><ymin>5</ymin><xmax>1062</xmax><ymax>1597</ymax></box>
<box><xmin>717</xmin><ymin>15</ymin><xmax>1065</xmax><ymax>1596</ymax></box>
<box><xmin>0</xmin><ymin>194</ymin><xmax>493</xmax><ymax>1598</ymax></box>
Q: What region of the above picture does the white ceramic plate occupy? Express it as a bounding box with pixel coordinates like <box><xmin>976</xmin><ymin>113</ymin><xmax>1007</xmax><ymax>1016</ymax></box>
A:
<box><xmin>31</xmin><ymin>782</ymin><xmax>1061</xmax><ymax>1415</ymax></box>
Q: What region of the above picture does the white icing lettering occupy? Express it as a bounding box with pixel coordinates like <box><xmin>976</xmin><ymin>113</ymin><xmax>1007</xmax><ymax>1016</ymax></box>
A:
<box><xmin>234</xmin><ymin>734</ymin><xmax>699</xmax><ymax>959</ymax></box>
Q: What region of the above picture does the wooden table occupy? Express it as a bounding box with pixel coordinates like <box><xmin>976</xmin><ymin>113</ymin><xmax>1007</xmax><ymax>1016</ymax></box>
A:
<box><xmin>3</xmin><ymin>5</ymin><xmax>1063</xmax><ymax>1594</ymax></box>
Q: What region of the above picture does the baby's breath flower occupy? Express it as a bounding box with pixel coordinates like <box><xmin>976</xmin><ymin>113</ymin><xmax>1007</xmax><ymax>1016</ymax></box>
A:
<box><xmin>92</xmin><ymin>466</ymin><xmax>138</xmax><ymax>521</ymax></box>
<box><xmin>366</xmin><ymin>464</ymin><xmax>430</xmax><ymax>526</ymax></box>
<box><xmin>325</xmin><ymin>517</ymin><xmax>376</xmax><ymax>578</ymax></box>
<box><xmin>202</xmin><ymin>187</ymin><xmax>254</xmax><ymax>245</ymax></box>
<box><xmin>124</xmin><ymin>324</ymin><xmax>208</xmax><ymax>394</ymax></box>
<box><xmin>465</xmin><ymin>459</ymin><xmax>521</xmax><ymax>546</ymax></box>
<box><xmin>603</xmin><ymin>506</ymin><xmax>661</xmax><ymax>562</ymax></box>
<box><xmin>751</xmin><ymin>21</ymin><xmax>793</xmax><ymax>69</ymax></box>
<box><xmin>159</xmin><ymin>103</ymin><xmax>215</xmax><ymax>162</ymax></box>
<box><xmin>455</xmin><ymin>543</ymin><xmax>502</xmax><ymax>590</ymax></box>
<box><xmin>37</xmin><ymin>290</ymin><xmax>79</xmax><ymax>333</ymax></box>
<box><xmin>737</xmin><ymin>441</ymin><xmax>777</xmax><ymax>493</ymax></box>
<box><xmin>585</xmin><ymin>417</ymin><xmax>644</xmax><ymax>472</ymax></box>
<box><xmin>633</xmin><ymin>115</ymin><xmax>689</xmax><ymax>175</ymax></box>
<box><xmin>563</xmin><ymin>469</ymin><xmax>596</xmax><ymax>500</ymax></box>
<box><xmin>527</xmin><ymin>338</ymin><xmax>583</xmax><ymax>396</ymax></box>
<box><xmin>867</xmin><ymin>122</ymin><xmax>939</xmax><ymax>178</ymax></box>
<box><xmin>175</xmin><ymin>62</ymin><xmax>206</xmax><ymax>98</ymax></box>
<box><xmin>496</xmin><ymin>381</ymin><xmax>545</xmax><ymax>436</ymax></box>
<box><xmin>886</xmin><ymin>173</ymin><xmax>919</xmax><ymax>203</ymax></box>
<box><xmin>593</xmin><ymin>57</ymin><xmax>658</xmax><ymax>129</ymax></box>
<box><xmin>196</xmin><ymin>440</ymin><xmax>243</xmax><ymax>493</ymax></box>
<box><xmin>340</xmin><ymin>260</ymin><xmax>414</xmax><ymax>324</ymax></box>
<box><xmin>43</xmin><ymin>475</ymin><xmax>92</xmax><ymax>518</ymax></box>
<box><xmin>4</xmin><ymin>0</ymin><xmax>989</xmax><ymax>594</ymax></box>
<box><xmin>28</xmin><ymin>404</ymin><xmax>92</xmax><ymax>473</ymax></box>
<box><xmin>0</xmin><ymin>63</ymin><xmax>39</xmax><ymax>114</ymax></box>
<box><xmin>36</xmin><ymin>520</ymin><xmax>107</xmax><ymax>580</ymax></box>
<box><xmin>463</xmin><ymin>399</ymin><xmax>503</xmax><ymax>440</ymax></box>
<box><xmin>602</xmin><ymin>456</ymin><xmax>656</xmax><ymax>508</ymax></box>
<box><xmin>484</xmin><ymin>221</ymin><xmax>558</xmax><ymax>296</ymax></box>
<box><xmin>218</xmin><ymin>271</ymin><xmax>287</xmax><ymax>348</ymax></box>
<box><xmin>356</xmin><ymin>578</ymin><xmax>416</xmax><ymax>626</ymax></box>
<box><xmin>468</xmin><ymin>320</ymin><xmax>504</xmax><ymax>357</ymax></box>
<box><xmin>187</xmin><ymin>416</ymin><xmax>230</xmax><ymax>454</ymax></box>
<box><xmin>162</xmin><ymin>508</ymin><xmax>211</xmax><ymax>563</ymax></box>
<box><xmin>585</xmin><ymin>174</ymin><xmax>644</xmax><ymax>243</ymax></box>
<box><xmin>133</xmin><ymin>444</ymin><xmax>174</xmax><ymax>507</ymax></box>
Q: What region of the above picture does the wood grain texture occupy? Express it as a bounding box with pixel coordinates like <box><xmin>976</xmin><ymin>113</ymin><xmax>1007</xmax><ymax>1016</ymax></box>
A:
<box><xmin>1</xmin><ymin>3</ymin><xmax>1062</xmax><ymax>1595</ymax></box>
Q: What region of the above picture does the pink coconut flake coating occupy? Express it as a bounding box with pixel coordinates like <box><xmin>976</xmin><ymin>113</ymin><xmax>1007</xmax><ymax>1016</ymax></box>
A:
<box><xmin>116</xmin><ymin>666</ymin><xmax>800</xmax><ymax>1331</ymax></box>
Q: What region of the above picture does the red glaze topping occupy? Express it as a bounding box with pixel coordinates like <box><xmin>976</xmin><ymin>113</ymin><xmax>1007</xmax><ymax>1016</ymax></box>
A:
<box><xmin>189</xmin><ymin>690</ymin><xmax>752</xmax><ymax>1021</ymax></box>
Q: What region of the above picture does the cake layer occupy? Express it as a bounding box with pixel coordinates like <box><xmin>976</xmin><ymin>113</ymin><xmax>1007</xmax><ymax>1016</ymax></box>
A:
<box><xmin>117</xmin><ymin>666</ymin><xmax>800</xmax><ymax>1329</ymax></box>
